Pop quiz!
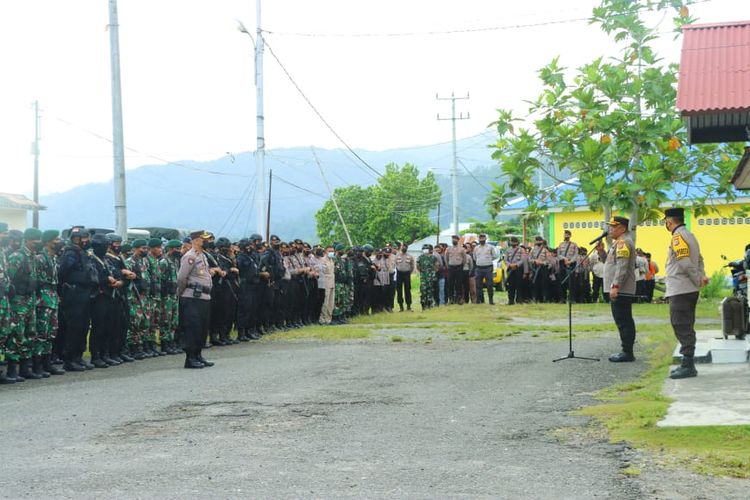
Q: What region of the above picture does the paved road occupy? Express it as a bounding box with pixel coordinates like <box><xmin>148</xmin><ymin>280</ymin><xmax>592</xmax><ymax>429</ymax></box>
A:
<box><xmin>1</xmin><ymin>335</ymin><xmax>747</xmax><ymax>498</ymax></box>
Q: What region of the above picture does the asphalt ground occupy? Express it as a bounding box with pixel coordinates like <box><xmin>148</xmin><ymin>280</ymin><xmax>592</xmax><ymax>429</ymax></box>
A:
<box><xmin>1</xmin><ymin>332</ymin><xmax>748</xmax><ymax>499</ymax></box>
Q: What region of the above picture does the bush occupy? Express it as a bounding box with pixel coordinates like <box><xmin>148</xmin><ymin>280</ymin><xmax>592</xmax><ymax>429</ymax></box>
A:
<box><xmin>700</xmin><ymin>271</ymin><xmax>728</xmax><ymax>300</ymax></box>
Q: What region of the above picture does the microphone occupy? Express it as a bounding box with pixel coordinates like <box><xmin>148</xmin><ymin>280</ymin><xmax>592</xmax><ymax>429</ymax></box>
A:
<box><xmin>589</xmin><ymin>229</ymin><xmax>609</xmax><ymax>245</ymax></box>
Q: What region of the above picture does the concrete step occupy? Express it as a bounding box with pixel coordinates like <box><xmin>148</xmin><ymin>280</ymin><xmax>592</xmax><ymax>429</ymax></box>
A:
<box><xmin>672</xmin><ymin>330</ymin><xmax>749</xmax><ymax>364</ymax></box>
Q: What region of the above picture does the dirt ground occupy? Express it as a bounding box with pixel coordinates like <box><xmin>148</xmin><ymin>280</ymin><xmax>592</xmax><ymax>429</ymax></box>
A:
<box><xmin>1</xmin><ymin>332</ymin><xmax>747</xmax><ymax>499</ymax></box>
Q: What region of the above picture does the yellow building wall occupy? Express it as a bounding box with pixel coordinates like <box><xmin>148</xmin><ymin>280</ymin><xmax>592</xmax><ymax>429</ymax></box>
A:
<box><xmin>549</xmin><ymin>204</ymin><xmax>750</xmax><ymax>278</ymax></box>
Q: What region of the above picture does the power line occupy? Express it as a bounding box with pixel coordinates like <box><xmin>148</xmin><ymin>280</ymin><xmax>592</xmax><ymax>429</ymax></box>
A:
<box><xmin>260</xmin><ymin>34</ymin><xmax>383</xmax><ymax>179</ymax></box>
<box><xmin>457</xmin><ymin>158</ymin><xmax>490</xmax><ymax>193</ymax></box>
<box><xmin>273</xmin><ymin>173</ymin><xmax>328</xmax><ymax>198</ymax></box>
<box><xmin>262</xmin><ymin>0</ymin><xmax>714</xmax><ymax>38</ymax></box>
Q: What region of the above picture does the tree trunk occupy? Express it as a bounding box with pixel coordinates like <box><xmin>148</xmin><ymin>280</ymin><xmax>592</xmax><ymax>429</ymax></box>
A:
<box><xmin>629</xmin><ymin>205</ymin><xmax>639</xmax><ymax>245</ymax></box>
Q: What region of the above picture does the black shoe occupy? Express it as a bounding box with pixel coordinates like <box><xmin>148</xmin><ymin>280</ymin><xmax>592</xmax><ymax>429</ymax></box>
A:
<box><xmin>1</xmin><ymin>362</ymin><xmax>20</xmax><ymax>384</ymax></box>
<box><xmin>197</xmin><ymin>356</ymin><xmax>214</xmax><ymax>367</ymax></box>
<box><xmin>103</xmin><ymin>355</ymin><xmax>120</xmax><ymax>366</ymax></box>
<box><xmin>79</xmin><ymin>358</ymin><xmax>95</xmax><ymax>370</ymax></box>
<box><xmin>670</xmin><ymin>356</ymin><xmax>698</xmax><ymax>379</ymax></box>
<box><xmin>184</xmin><ymin>358</ymin><xmax>204</xmax><ymax>369</ymax></box>
<box><xmin>91</xmin><ymin>358</ymin><xmax>109</xmax><ymax>369</ymax></box>
<box><xmin>51</xmin><ymin>356</ymin><xmax>64</xmax><ymax>365</ymax></box>
<box><xmin>33</xmin><ymin>356</ymin><xmax>51</xmax><ymax>378</ymax></box>
<box><xmin>608</xmin><ymin>352</ymin><xmax>636</xmax><ymax>363</ymax></box>
<box><xmin>43</xmin><ymin>354</ymin><xmax>65</xmax><ymax>375</ymax></box>
<box><xmin>20</xmin><ymin>359</ymin><xmax>43</xmax><ymax>380</ymax></box>
<box><xmin>133</xmin><ymin>349</ymin><xmax>146</xmax><ymax>360</ymax></box>
<box><xmin>119</xmin><ymin>352</ymin><xmax>135</xmax><ymax>362</ymax></box>
<box><xmin>64</xmin><ymin>361</ymin><xmax>86</xmax><ymax>372</ymax></box>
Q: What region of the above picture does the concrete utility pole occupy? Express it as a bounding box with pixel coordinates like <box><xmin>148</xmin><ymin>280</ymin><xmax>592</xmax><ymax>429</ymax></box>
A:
<box><xmin>238</xmin><ymin>2</ymin><xmax>266</xmax><ymax>236</ymax></box>
<box><xmin>312</xmin><ymin>147</ymin><xmax>353</xmax><ymax>247</ymax></box>
<box><xmin>31</xmin><ymin>100</ymin><xmax>40</xmax><ymax>229</ymax></box>
<box><xmin>108</xmin><ymin>0</ymin><xmax>128</xmax><ymax>239</ymax></box>
<box><xmin>437</xmin><ymin>92</ymin><xmax>469</xmax><ymax>235</ymax></box>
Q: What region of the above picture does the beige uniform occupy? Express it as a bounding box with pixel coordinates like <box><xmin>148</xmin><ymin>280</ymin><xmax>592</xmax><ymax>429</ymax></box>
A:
<box><xmin>177</xmin><ymin>248</ymin><xmax>212</xmax><ymax>300</ymax></box>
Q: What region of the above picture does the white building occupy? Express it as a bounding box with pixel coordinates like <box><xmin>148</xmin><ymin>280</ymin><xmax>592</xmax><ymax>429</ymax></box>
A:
<box><xmin>0</xmin><ymin>193</ymin><xmax>45</xmax><ymax>230</ymax></box>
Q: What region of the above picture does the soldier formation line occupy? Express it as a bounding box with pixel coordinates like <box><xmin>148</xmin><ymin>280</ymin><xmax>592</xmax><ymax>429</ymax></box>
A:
<box><xmin>0</xmin><ymin>213</ymin><xmax>703</xmax><ymax>379</ymax></box>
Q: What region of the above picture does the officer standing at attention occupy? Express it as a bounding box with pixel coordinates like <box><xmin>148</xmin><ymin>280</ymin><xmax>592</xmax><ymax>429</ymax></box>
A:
<box><xmin>663</xmin><ymin>207</ymin><xmax>707</xmax><ymax>379</ymax></box>
<box><xmin>504</xmin><ymin>236</ymin><xmax>527</xmax><ymax>305</ymax></box>
<box><xmin>177</xmin><ymin>230</ymin><xmax>215</xmax><ymax>369</ymax></box>
<box><xmin>394</xmin><ymin>243</ymin><xmax>416</xmax><ymax>312</ymax></box>
<box><xmin>603</xmin><ymin>216</ymin><xmax>638</xmax><ymax>362</ymax></box>
<box><xmin>473</xmin><ymin>233</ymin><xmax>498</xmax><ymax>305</ymax></box>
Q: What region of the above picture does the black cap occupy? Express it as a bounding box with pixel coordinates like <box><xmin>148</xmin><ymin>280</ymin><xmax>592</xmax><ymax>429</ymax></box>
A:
<box><xmin>606</xmin><ymin>216</ymin><xmax>630</xmax><ymax>228</ymax></box>
<box><xmin>664</xmin><ymin>207</ymin><xmax>684</xmax><ymax>219</ymax></box>
<box><xmin>509</xmin><ymin>236</ymin><xmax>519</xmax><ymax>243</ymax></box>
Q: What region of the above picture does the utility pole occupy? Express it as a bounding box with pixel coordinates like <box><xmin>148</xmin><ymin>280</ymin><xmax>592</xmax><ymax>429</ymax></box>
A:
<box><xmin>265</xmin><ymin>169</ymin><xmax>272</xmax><ymax>242</ymax></box>
<box><xmin>437</xmin><ymin>92</ymin><xmax>469</xmax><ymax>235</ymax></box>
<box><xmin>108</xmin><ymin>0</ymin><xmax>128</xmax><ymax>239</ymax></box>
<box><xmin>238</xmin><ymin>2</ymin><xmax>266</xmax><ymax>236</ymax></box>
<box><xmin>435</xmin><ymin>202</ymin><xmax>441</xmax><ymax>246</ymax></box>
<box><xmin>31</xmin><ymin>100</ymin><xmax>40</xmax><ymax>228</ymax></box>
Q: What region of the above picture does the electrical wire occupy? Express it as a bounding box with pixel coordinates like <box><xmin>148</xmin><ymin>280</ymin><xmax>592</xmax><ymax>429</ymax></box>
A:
<box><xmin>260</xmin><ymin>34</ymin><xmax>383</xmax><ymax>179</ymax></box>
<box><xmin>457</xmin><ymin>158</ymin><xmax>491</xmax><ymax>193</ymax></box>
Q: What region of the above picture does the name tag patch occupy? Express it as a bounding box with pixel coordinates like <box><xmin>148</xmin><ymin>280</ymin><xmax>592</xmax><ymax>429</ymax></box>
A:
<box><xmin>672</xmin><ymin>234</ymin><xmax>690</xmax><ymax>259</ymax></box>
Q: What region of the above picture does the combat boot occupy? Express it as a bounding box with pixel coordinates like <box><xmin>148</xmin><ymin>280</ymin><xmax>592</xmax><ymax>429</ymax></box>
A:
<box><xmin>133</xmin><ymin>345</ymin><xmax>146</xmax><ymax>360</ymax></box>
<box><xmin>184</xmin><ymin>349</ymin><xmax>204</xmax><ymax>369</ymax></box>
<box><xmin>32</xmin><ymin>355</ymin><xmax>51</xmax><ymax>378</ymax></box>
<box><xmin>20</xmin><ymin>358</ymin><xmax>43</xmax><ymax>380</ymax></box>
<box><xmin>119</xmin><ymin>351</ymin><xmax>135</xmax><ymax>362</ymax></box>
<box><xmin>91</xmin><ymin>354</ymin><xmax>109</xmax><ymax>369</ymax></box>
<box><xmin>102</xmin><ymin>354</ymin><xmax>120</xmax><ymax>366</ymax></box>
<box><xmin>196</xmin><ymin>350</ymin><xmax>214</xmax><ymax>367</ymax></box>
<box><xmin>670</xmin><ymin>356</ymin><xmax>698</xmax><ymax>379</ymax></box>
<box><xmin>77</xmin><ymin>357</ymin><xmax>95</xmax><ymax>370</ymax></box>
<box><xmin>43</xmin><ymin>354</ymin><xmax>66</xmax><ymax>375</ymax></box>
<box><xmin>63</xmin><ymin>359</ymin><xmax>86</xmax><ymax>372</ymax></box>
<box><xmin>237</xmin><ymin>329</ymin><xmax>249</xmax><ymax>342</ymax></box>
<box><xmin>172</xmin><ymin>342</ymin><xmax>184</xmax><ymax>354</ymax></box>
<box><xmin>153</xmin><ymin>341</ymin><xmax>166</xmax><ymax>356</ymax></box>
<box><xmin>1</xmin><ymin>362</ymin><xmax>20</xmax><ymax>384</ymax></box>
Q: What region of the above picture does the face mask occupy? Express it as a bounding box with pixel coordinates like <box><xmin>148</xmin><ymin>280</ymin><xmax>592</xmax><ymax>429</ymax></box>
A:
<box><xmin>92</xmin><ymin>244</ymin><xmax>107</xmax><ymax>258</ymax></box>
<box><xmin>9</xmin><ymin>240</ymin><xmax>22</xmax><ymax>252</ymax></box>
<box><xmin>327</xmin><ymin>252</ymin><xmax>335</xmax><ymax>258</ymax></box>
<box><xmin>111</xmin><ymin>246</ymin><xmax>121</xmax><ymax>255</ymax></box>
<box><xmin>511</xmin><ymin>242</ymin><xmax>518</xmax><ymax>247</ymax></box>
<box><xmin>54</xmin><ymin>241</ymin><xmax>66</xmax><ymax>253</ymax></box>
<box><xmin>479</xmin><ymin>240</ymin><xmax>486</xmax><ymax>245</ymax></box>
<box><xmin>564</xmin><ymin>236</ymin><xmax>570</xmax><ymax>241</ymax></box>
<box><xmin>31</xmin><ymin>242</ymin><xmax>43</xmax><ymax>252</ymax></box>
<box><xmin>422</xmin><ymin>249</ymin><xmax>429</xmax><ymax>254</ymax></box>
<box><xmin>80</xmin><ymin>240</ymin><xmax>90</xmax><ymax>250</ymax></box>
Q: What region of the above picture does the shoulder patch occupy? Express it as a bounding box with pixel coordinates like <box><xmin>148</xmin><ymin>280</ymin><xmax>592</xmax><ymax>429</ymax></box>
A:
<box><xmin>187</xmin><ymin>258</ymin><xmax>195</xmax><ymax>266</ymax></box>
<box><xmin>615</xmin><ymin>240</ymin><xmax>630</xmax><ymax>259</ymax></box>
<box><xmin>671</xmin><ymin>234</ymin><xmax>690</xmax><ymax>259</ymax></box>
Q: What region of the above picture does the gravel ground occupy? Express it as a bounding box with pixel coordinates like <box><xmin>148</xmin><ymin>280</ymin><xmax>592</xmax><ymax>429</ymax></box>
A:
<box><xmin>1</xmin><ymin>333</ymin><xmax>747</xmax><ymax>499</ymax></box>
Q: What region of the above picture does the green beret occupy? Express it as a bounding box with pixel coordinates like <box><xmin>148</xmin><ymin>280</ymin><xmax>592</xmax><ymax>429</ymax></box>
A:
<box><xmin>121</xmin><ymin>243</ymin><xmax>132</xmax><ymax>253</ymax></box>
<box><xmin>42</xmin><ymin>229</ymin><xmax>60</xmax><ymax>243</ymax></box>
<box><xmin>24</xmin><ymin>228</ymin><xmax>43</xmax><ymax>241</ymax></box>
<box><xmin>0</xmin><ymin>222</ymin><xmax>8</xmax><ymax>232</ymax></box>
<box><xmin>132</xmin><ymin>239</ymin><xmax>147</xmax><ymax>248</ymax></box>
<box><xmin>334</xmin><ymin>243</ymin><xmax>345</xmax><ymax>251</ymax></box>
<box><xmin>148</xmin><ymin>238</ymin><xmax>162</xmax><ymax>248</ymax></box>
<box><xmin>166</xmin><ymin>239</ymin><xmax>182</xmax><ymax>249</ymax></box>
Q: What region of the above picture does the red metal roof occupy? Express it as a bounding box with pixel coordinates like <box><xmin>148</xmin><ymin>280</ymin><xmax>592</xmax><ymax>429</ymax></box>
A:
<box><xmin>677</xmin><ymin>20</ymin><xmax>750</xmax><ymax>115</ymax></box>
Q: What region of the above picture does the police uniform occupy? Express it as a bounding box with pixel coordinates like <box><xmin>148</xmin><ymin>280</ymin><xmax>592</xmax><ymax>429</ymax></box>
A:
<box><xmin>603</xmin><ymin>217</ymin><xmax>637</xmax><ymax>362</ymax></box>
<box><xmin>663</xmin><ymin>207</ymin><xmax>705</xmax><ymax>379</ymax></box>
<box><xmin>177</xmin><ymin>230</ymin><xmax>214</xmax><ymax>368</ymax></box>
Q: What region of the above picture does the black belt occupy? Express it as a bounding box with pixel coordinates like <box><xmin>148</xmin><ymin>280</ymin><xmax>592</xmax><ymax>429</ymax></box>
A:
<box><xmin>476</xmin><ymin>264</ymin><xmax>493</xmax><ymax>268</ymax></box>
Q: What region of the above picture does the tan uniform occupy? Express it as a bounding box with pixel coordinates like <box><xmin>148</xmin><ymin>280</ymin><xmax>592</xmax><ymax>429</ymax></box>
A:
<box><xmin>177</xmin><ymin>248</ymin><xmax>212</xmax><ymax>300</ymax></box>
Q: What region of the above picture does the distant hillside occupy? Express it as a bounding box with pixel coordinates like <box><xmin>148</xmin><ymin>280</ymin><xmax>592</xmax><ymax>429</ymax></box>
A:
<box><xmin>38</xmin><ymin>133</ymin><xmax>525</xmax><ymax>241</ymax></box>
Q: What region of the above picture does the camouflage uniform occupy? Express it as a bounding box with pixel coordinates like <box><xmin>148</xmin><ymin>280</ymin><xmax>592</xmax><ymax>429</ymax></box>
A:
<box><xmin>158</xmin><ymin>253</ymin><xmax>179</xmax><ymax>345</ymax></box>
<box><xmin>35</xmin><ymin>251</ymin><xmax>59</xmax><ymax>356</ymax></box>
<box><xmin>126</xmin><ymin>254</ymin><xmax>150</xmax><ymax>350</ymax></box>
<box><xmin>344</xmin><ymin>257</ymin><xmax>354</xmax><ymax>316</ymax></box>
<box><xmin>146</xmin><ymin>254</ymin><xmax>162</xmax><ymax>345</ymax></box>
<box><xmin>417</xmin><ymin>253</ymin><xmax>438</xmax><ymax>309</ymax></box>
<box><xmin>332</xmin><ymin>256</ymin><xmax>347</xmax><ymax>320</ymax></box>
<box><xmin>0</xmin><ymin>250</ymin><xmax>10</xmax><ymax>361</ymax></box>
<box><xmin>7</xmin><ymin>246</ymin><xmax>38</xmax><ymax>360</ymax></box>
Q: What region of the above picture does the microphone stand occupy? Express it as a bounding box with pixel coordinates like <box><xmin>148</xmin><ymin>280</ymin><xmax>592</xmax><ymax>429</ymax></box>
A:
<box><xmin>553</xmin><ymin>241</ymin><xmax>601</xmax><ymax>363</ymax></box>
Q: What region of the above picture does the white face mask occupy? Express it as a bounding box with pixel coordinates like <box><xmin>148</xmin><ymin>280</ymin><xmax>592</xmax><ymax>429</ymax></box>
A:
<box><xmin>327</xmin><ymin>252</ymin><xmax>335</xmax><ymax>258</ymax></box>
<box><xmin>422</xmin><ymin>249</ymin><xmax>429</xmax><ymax>254</ymax></box>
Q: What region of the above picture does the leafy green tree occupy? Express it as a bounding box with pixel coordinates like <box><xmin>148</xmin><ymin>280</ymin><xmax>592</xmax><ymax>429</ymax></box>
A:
<box><xmin>488</xmin><ymin>0</ymin><xmax>744</xmax><ymax>236</ymax></box>
<box><xmin>315</xmin><ymin>163</ymin><xmax>441</xmax><ymax>245</ymax></box>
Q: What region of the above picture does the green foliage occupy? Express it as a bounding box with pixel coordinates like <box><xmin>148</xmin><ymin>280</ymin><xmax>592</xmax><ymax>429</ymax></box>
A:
<box><xmin>463</xmin><ymin>218</ymin><xmax>521</xmax><ymax>241</ymax></box>
<box><xmin>700</xmin><ymin>271</ymin><xmax>729</xmax><ymax>300</ymax></box>
<box><xmin>315</xmin><ymin>163</ymin><xmax>441</xmax><ymax>246</ymax></box>
<box><xmin>488</xmin><ymin>0</ymin><xmax>744</xmax><ymax>228</ymax></box>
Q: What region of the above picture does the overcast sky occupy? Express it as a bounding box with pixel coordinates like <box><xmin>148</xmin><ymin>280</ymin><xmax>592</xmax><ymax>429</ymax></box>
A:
<box><xmin>1</xmin><ymin>0</ymin><xmax>747</xmax><ymax>196</ymax></box>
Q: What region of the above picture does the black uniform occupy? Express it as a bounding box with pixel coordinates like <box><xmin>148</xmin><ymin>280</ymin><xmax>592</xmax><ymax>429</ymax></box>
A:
<box><xmin>58</xmin><ymin>244</ymin><xmax>97</xmax><ymax>366</ymax></box>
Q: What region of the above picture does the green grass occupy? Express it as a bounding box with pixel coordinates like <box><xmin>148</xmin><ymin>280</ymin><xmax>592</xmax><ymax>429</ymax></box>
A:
<box><xmin>269</xmin><ymin>325</ymin><xmax>371</xmax><ymax>341</ymax></box>
<box><xmin>576</xmin><ymin>310</ymin><xmax>750</xmax><ymax>478</ymax></box>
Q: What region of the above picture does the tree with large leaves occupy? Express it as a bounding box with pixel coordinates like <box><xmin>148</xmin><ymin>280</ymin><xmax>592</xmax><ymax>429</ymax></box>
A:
<box><xmin>488</xmin><ymin>0</ymin><xmax>744</xmax><ymax>239</ymax></box>
<box><xmin>315</xmin><ymin>163</ymin><xmax>441</xmax><ymax>246</ymax></box>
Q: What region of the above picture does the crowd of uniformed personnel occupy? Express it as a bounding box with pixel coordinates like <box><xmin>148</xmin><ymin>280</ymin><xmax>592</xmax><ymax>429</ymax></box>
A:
<box><xmin>1</xmin><ymin>219</ymin><xmax>668</xmax><ymax>379</ymax></box>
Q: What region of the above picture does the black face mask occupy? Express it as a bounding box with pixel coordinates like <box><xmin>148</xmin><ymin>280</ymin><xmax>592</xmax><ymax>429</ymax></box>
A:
<box><xmin>80</xmin><ymin>240</ymin><xmax>90</xmax><ymax>250</ymax></box>
<box><xmin>110</xmin><ymin>246</ymin><xmax>122</xmax><ymax>255</ymax></box>
<box><xmin>31</xmin><ymin>242</ymin><xmax>43</xmax><ymax>253</ymax></box>
<box><xmin>9</xmin><ymin>240</ymin><xmax>22</xmax><ymax>252</ymax></box>
<box><xmin>53</xmin><ymin>241</ymin><xmax>65</xmax><ymax>253</ymax></box>
<box><xmin>92</xmin><ymin>243</ymin><xmax>107</xmax><ymax>258</ymax></box>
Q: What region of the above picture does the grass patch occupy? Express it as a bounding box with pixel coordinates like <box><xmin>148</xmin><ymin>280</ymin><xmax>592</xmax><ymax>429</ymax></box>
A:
<box><xmin>620</xmin><ymin>466</ymin><xmax>642</xmax><ymax>477</ymax></box>
<box><xmin>577</xmin><ymin>301</ymin><xmax>750</xmax><ymax>478</ymax></box>
<box><xmin>271</xmin><ymin>325</ymin><xmax>371</xmax><ymax>341</ymax></box>
<box><xmin>390</xmin><ymin>335</ymin><xmax>404</xmax><ymax>343</ymax></box>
